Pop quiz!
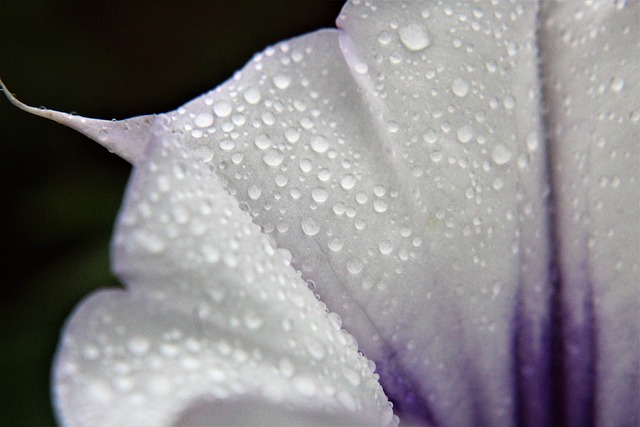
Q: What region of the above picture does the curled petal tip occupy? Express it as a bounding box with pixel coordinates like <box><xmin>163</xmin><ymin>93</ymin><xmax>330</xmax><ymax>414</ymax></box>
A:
<box><xmin>1</xmin><ymin>78</ymin><xmax>155</xmax><ymax>164</ymax></box>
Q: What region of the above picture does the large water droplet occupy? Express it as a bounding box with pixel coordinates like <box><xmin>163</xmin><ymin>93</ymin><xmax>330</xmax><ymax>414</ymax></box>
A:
<box><xmin>213</xmin><ymin>101</ymin><xmax>232</xmax><ymax>117</ymax></box>
<box><xmin>451</xmin><ymin>78</ymin><xmax>469</xmax><ymax>97</ymax></box>
<box><xmin>491</xmin><ymin>144</ymin><xmax>512</xmax><ymax>165</ymax></box>
<box><xmin>248</xmin><ymin>185</ymin><xmax>262</xmax><ymax>200</ymax></box>
<box><xmin>311</xmin><ymin>187</ymin><xmax>328</xmax><ymax>203</ymax></box>
<box><xmin>310</xmin><ymin>135</ymin><xmax>329</xmax><ymax>153</ymax></box>
<box><xmin>263</xmin><ymin>150</ymin><xmax>284</xmax><ymax>167</ymax></box>
<box><xmin>243</xmin><ymin>86</ymin><xmax>261</xmax><ymax>105</ymax></box>
<box><xmin>399</xmin><ymin>23</ymin><xmax>431</xmax><ymax>51</ymax></box>
<box><xmin>273</xmin><ymin>74</ymin><xmax>291</xmax><ymax>90</ymax></box>
<box><xmin>301</xmin><ymin>217</ymin><xmax>320</xmax><ymax>236</ymax></box>
<box><xmin>254</xmin><ymin>133</ymin><xmax>272</xmax><ymax>150</ymax></box>
<box><xmin>340</xmin><ymin>174</ymin><xmax>356</xmax><ymax>190</ymax></box>
<box><xmin>347</xmin><ymin>257</ymin><xmax>363</xmax><ymax>274</ymax></box>
<box><xmin>328</xmin><ymin>237</ymin><xmax>344</xmax><ymax>252</ymax></box>
<box><xmin>194</xmin><ymin>112</ymin><xmax>214</xmax><ymax>128</ymax></box>
<box><xmin>457</xmin><ymin>125</ymin><xmax>474</xmax><ymax>143</ymax></box>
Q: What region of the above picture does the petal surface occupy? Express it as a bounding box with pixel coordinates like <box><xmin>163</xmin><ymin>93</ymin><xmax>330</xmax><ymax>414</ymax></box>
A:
<box><xmin>53</xmin><ymin>123</ymin><xmax>395</xmax><ymax>426</ymax></box>
<box><xmin>540</xmin><ymin>1</ymin><xmax>639</xmax><ymax>425</ymax></box>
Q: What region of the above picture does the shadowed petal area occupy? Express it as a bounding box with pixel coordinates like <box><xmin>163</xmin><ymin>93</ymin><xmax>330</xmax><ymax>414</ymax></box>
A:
<box><xmin>539</xmin><ymin>1</ymin><xmax>639</xmax><ymax>425</ymax></box>
<box><xmin>53</xmin><ymin>124</ymin><xmax>395</xmax><ymax>426</ymax></box>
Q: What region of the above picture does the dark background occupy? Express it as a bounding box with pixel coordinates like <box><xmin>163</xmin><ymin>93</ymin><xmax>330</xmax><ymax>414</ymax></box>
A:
<box><xmin>0</xmin><ymin>1</ymin><xmax>344</xmax><ymax>425</ymax></box>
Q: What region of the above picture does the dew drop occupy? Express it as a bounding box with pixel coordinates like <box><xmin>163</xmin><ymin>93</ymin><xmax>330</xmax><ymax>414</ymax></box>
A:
<box><xmin>354</xmin><ymin>62</ymin><xmax>369</xmax><ymax>74</ymax></box>
<box><xmin>243</xmin><ymin>86</ymin><xmax>261</xmax><ymax>105</ymax></box>
<box><xmin>491</xmin><ymin>144</ymin><xmax>512</xmax><ymax>165</ymax></box>
<box><xmin>194</xmin><ymin>112</ymin><xmax>214</xmax><ymax>128</ymax></box>
<box><xmin>347</xmin><ymin>257</ymin><xmax>364</xmax><ymax>274</ymax></box>
<box><xmin>248</xmin><ymin>185</ymin><xmax>262</xmax><ymax>200</ymax></box>
<box><xmin>399</xmin><ymin>23</ymin><xmax>431</xmax><ymax>51</ymax></box>
<box><xmin>340</xmin><ymin>174</ymin><xmax>356</xmax><ymax>190</ymax></box>
<box><xmin>273</xmin><ymin>74</ymin><xmax>291</xmax><ymax>90</ymax></box>
<box><xmin>451</xmin><ymin>78</ymin><xmax>469</xmax><ymax>97</ymax></box>
<box><xmin>213</xmin><ymin>101</ymin><xmax>232</xmax><ymax>117</ymax></box>
<box><xmin>301</xmin><ymin>217</ymin><xmax>320</xmax><ymax>236</ymax></box>
<box><xmin>310</xmin><ymin>135</ymin><xmax>329</xmax><ymax>153</ymax></box>
<box><xmin>285</xmin><ymin>128</ymin><xmax>300</xmax><ymax>143</ymax></box>
<box><xmin>263</xmin><ymin>150</ymin><xmax>284</xmax><ymax>167</ymax></box>
<box><xmin>379</xmin><ymin>240</ymin><xmax>394</xmax><ymax>255</ymax></box>
<box><xmin>311</xmin><ymin>187</ymin><xmax>328</xmax><ymax>203</ymax></box>
<box><xmin>328</xmin><ymin>237</ymin><xmax>344</xmax><ymax>252</ymax></box>
<box><xmin>254</xmin><ymin>133</ymin><xmax>272</xmax><ymax>150</ymax></box>
<box><xmin>456</xmin><ymin>125</ymin><xmax>474</xmax><ymax>143</ymax></box>
<box><xmin>373</xmin><ymin>199</ymin><xmax>388</xmax><ymax>213</ymax></box>
<box><xmin>611</xmin><ymin>76</ymin><xmax>625</xmax><ymax>92</ymax></box>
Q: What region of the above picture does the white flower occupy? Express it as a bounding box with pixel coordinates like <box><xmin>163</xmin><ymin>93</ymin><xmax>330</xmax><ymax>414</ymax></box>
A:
<box><xmin>3</xmin><ymin>1</ymin><xmax>638</xmax><ymax>425</ymax></box>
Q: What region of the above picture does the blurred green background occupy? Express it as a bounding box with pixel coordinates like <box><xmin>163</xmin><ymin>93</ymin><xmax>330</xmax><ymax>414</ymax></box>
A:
<box><xmin>0</xmin><ymin>1</ymin><xmax>343</xmax><ymax>425</ymax></box>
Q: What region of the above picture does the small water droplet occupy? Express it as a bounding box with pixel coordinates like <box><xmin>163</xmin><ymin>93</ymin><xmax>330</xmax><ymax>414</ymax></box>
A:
<box><xmin>263</xmin><ymin>150</ymin><xmax>284</xmax><ymax>167</ymax></box>
<box><xmin>301</xmin><ymin>217</ymin><xmax>320</xmax><ymax>236</ymax></box>
<box><xmin>328</xmin><ymin>237</ymin><xmax>344</xmax><ymax>251</ymax></box>
<box><xmin>254</xmin><ymin>133</ymin><xmax>272</xmax><ymax>150</ymax></box>
<box><xmin>248</xmin><ymin>185</ymin><xmax>262</xmax><ymax>200</ymax></box>
<box><xmin>611</xmin><ymin>76</ymin><xmax>625</xmax><ymax>92</ymax></box>
<box><xmin>194</xmin><ymin>112</ymin><xmax>214</xmax><ymax>128</ymax></box>
<box><xmin>354</xmin><ymin>62</ymin><xmax>369</xmax><ymax>74</ymax></box>
<box><xmin>491</xmin><ymin>144</ymin><xmax>512</xmax><ymax>165</ymax></box>
<box><xmin>273</xmin><ymin>74</ymin><xmax>291</xmax><ymax>90</ymax></box>
<box><xmin>311</xmin><ymin>187</ymin><xmax>328</xmax><ymax>203</ymax></box>
<box><xmin>347</xmin><ymin>257</ymin><xmax>363</xmax><ymax>274</ymax></box>
<box><xmin>451</xmin><ymin>78</ymin><xmax>469</xmax><ymax>97</ymax></box>
<box><xmin>340</xmin><ymin>174</ymin><xmax>356</xmax><ymax>190</ymax></box>
<box><xmin>456</xmin><ymin>125</ymin><xmax>474</xmax><ymax>143</ymax></box>
<box><xmin>213</xmin><ymin>101</ymin><xmax>232</xmax><ymax>117</ymax></box>
<box><xmin>399</xmin><ymin>23</ymin><xmax>431</xmax><ymax>51</ymax></box>
<box><xmin>310</xmin><ymin>135</ymin><xmax>329</xmax><ymax>153</ymax></box>
<box><xmin>379</xmin><ymin>240</ymin><xmax>394</xmax><ymax>254</ymax></box>
<box><xmin>243</xmin><ymin>86</ymin><xmax>261</xmax><ymax>104</ymax></box>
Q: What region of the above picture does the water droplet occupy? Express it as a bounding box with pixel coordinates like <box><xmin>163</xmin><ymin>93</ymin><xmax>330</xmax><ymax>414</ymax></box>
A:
<box><xmin>243</xmin><ymin>86</ymin><xmax>261</xmax><ymax>105</ymax></box>
<box><xmin>328</xmin><ymin>237</ymin><xmax>343</xmax><ymax>252</ymax></box>
<box><xmin>213</xmin><ymin>101</ymin><xmax>232</xmax><ymax>117</ymax></box>
<box><xmin>340</xmin><ymin>174</ymin><xmax>356</xmax><ymax>190</ymax></box>
<box><xmin>451</xmin><ymin>78</ymin><xmax>469</xmax><ymax>97</ymax></box>
<box><xmin>379</xmin><ymin>240</ymin><xmax>394</xmax><ymax>254</ymax></box>
<box><xmin>431</xmin><ymin>150</ymin><xmax>443</xmax><ymax>162</ymax></box>
<box><xmin>194</xmin><ymin>112</ymin><xmax>214</xmax><ymax>128</ymax></box>
<box><xmin>273</xmin><ymin>74</ymin><xmax>291</xmax><ymax>90</ymax></box>
<box><xmin>354</xmin><ymin>62</ymin><xmax>369</xmax><ymax>74</ymax></box>
<box><xmin>263</xmin><ymin>150</ymin><xmax>284</xmax><ymax>167</ymax></box>
<box><xmin>399</xmin><ymin>23</ymin><xmax>431</xmax><ymax>51</ymax></box>
<box><xmin>254</xmin><ymin>133</ymin><xmax>272</xmax><ymax>150</ymax></box>
<box><xmin>373</xmin><ymin>199</ymin><xmax>388</xmax><ymax>213</ymax></box>
<box><xmin>611</xmin><ymin>76</ymin><xmax>625</xmax><ymax>92</ymax></box>
<box><xmin>347</xmin><ymin>257</ymin><xmax>363</xmax><ymax>274</ymax></box>
<box><xmin>491</xmin><ymin>144</ymin><xmax>512</xmax><ymax>165</ymax></box>
<box><xmin>525</xmin><ymin>131</ymin><xmax>539</xmax><ymax>152</ymax></box>
<box><xmin>456</xmin><ymin>125</ymin><xmax>474</xmax><ymax>143</ymax></box>
<box><xmin>310</xmin><ymin>135</ymin><xmax>329</xmax><ymax>153</ymax></box>
<box><xmin>219</xmin><ymin>139</ymin><xmax>235</xmax><ymax>150</ymax></box>
<box><xmin>311</xmin><ymin>187</ymin><xmax>328</xmax><ymax>203</ymax></box>
<box><xmin>301</xmin><ymin>217</ymin><xmax>320</xmax><ymax>236</ymax></box>
<box><xmin>248</xmin><ymin>185</ymin><xmax>262</xmax><ymax>200</ymax></box>
<box><xmin>285</xmin><ymin>128</ymin><xmax>300</xmax><ymax>143</ymax></box>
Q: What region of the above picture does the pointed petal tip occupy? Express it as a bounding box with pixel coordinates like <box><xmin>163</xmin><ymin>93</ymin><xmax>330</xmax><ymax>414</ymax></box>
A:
<box><xmin>1</xmin><ymin>77</ymin><xmax>155</xmax><ymax>164</ymax></box>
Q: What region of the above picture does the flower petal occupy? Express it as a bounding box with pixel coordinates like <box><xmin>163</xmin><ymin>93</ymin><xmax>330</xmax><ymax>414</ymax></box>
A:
<box><xmin>53</xmin><ymin>124</ymin><xmax>395</xmax><ymax>426</ymax></box>
<box><xmin>540</xmin><ymin>1</ymin><xmax>639</xmax><ymax>425</ymax></box>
